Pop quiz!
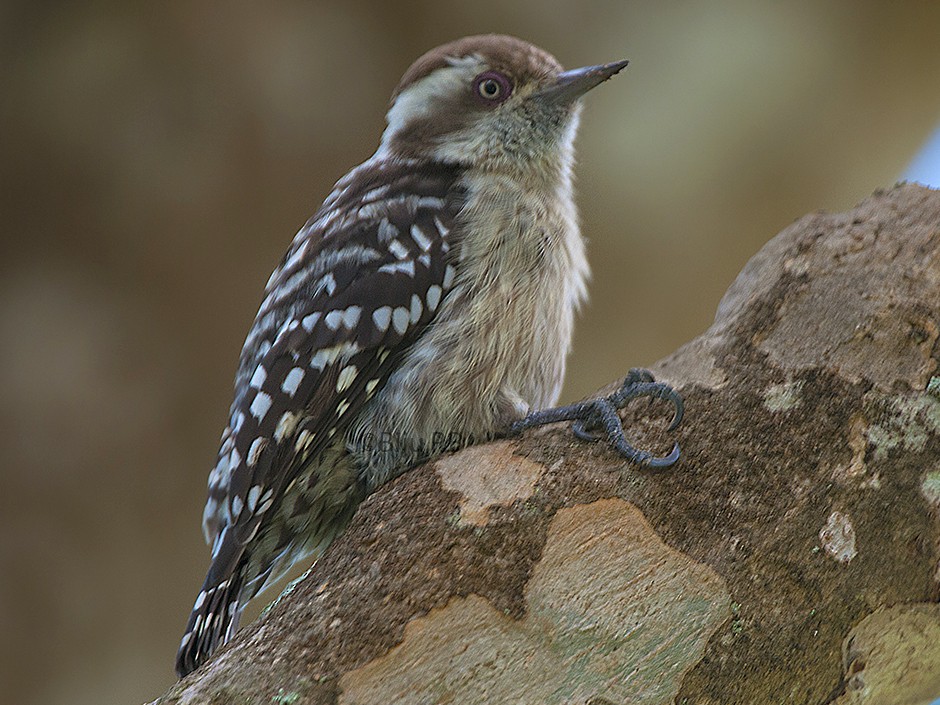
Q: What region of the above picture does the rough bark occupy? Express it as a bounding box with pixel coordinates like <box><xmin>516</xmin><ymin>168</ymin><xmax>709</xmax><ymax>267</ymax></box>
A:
<box><xmin>154</xmin><ymin>183</ymin><xmax>940</xmax><ymax>705</ymax></box>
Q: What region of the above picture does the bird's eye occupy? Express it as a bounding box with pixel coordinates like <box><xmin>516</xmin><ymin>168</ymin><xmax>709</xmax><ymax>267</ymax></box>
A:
<box><xmin>473</xmin><ymin>71</ymin><xmax>512</xmax><ymax>104</ymax></box>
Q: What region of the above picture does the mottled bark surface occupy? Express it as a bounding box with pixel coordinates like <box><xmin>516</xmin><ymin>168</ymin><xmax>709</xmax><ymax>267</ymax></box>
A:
<box><xmin>154</xmin><ymin>184</ymin><xmax>940</xmax><ymax>705</ymax></box>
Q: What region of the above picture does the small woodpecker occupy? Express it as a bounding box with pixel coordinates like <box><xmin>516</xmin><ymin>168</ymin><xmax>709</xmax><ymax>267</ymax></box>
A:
<box><xmin>176</xmin><ymin>34</ymin><xmax>681</xmax><ymax>678</ymax></box>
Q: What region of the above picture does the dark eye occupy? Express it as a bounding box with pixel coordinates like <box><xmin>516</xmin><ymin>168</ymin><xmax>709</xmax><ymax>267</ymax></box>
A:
<box><xmin>473</xmin><ymin>71</ymin><xmax>512</xmax><ymax>104</ymax></box>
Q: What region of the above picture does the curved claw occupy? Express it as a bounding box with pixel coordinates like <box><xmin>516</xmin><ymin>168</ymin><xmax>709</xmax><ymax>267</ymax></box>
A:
<box><xmin>611</xmin><ymin>378</ymin><xmax>684</xmax><ymax>431</ymax></box>
<box><xmin>666</xmin><ymin>391</ymin><xmax>684</xmax><ymax>431</ymax></box>
<box><xmin>646</xmin><ymin>441</ymin><xmax>681</xmax><ymax>468</ymax></box>
<box><xmin>624</xmin><ymin>368</ymin><xmax>655</xmax><ymax>385</ymax></box>
<box><xmin>610</xmin><ymin>440</ymin><xmax>681</xmax><ymax>468</ymax></box>
<box><xmin>603</xmin><ymin>418</ymin><xmax>681</xmax><ymax>468</ymax></box>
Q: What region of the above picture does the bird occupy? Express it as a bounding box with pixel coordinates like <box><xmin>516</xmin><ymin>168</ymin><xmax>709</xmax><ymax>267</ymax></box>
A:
<box><xmin>175</xmin><ymin>33</ymin><xmax>681</xmax><ymax>678</ymax></box>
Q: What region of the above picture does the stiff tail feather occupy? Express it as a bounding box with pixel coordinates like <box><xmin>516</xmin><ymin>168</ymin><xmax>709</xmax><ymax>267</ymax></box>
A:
<box><xmin>176</xmin><ymin>530</ymin><xmax>245</xmax><ymax>678</ymax></box>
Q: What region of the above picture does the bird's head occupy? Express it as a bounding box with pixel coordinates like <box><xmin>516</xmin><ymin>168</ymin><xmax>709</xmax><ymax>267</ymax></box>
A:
<box><xmin>377</xmin><ymin>34</ymin><xmax>628</xmax><ymax>179</ymax></box>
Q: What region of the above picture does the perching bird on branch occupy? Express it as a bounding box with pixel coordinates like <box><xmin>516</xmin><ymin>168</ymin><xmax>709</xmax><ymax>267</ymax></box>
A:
<box><xmin>176</xmin><ymin>34</ymin><xmax>682</xmax><ymax>678</ymax></box>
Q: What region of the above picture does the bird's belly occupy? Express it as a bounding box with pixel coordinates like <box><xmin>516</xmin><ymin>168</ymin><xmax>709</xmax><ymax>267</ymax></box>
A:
<box><xmin>350</xmin><ymin>176</ymin><xmax>587</xmax><ymax>488</ymax></box>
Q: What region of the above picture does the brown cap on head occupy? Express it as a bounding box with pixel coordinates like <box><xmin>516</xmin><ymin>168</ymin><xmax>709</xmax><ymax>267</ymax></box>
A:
<box><xmin>391</xmin><ymin>34</ymin><xmax>563</xmax><ymax>104</ymax></box>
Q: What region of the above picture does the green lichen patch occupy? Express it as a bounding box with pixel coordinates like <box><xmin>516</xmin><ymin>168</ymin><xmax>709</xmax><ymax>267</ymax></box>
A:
<box><xmin>819</xmin><ymin>510</ymin><xmax>858</xmax><ymax>563</ymax></box>
<box><xmin>763</xmin><ymin>380</ymin><xmax>804</xmax><ymax>412</ymax></box>
<box><xmin>866</xmin><ymin>392</ymin><xmax>940</xmax><ymax>461</ymax></box>
<box><xmin>272</xmin><ymin>689</ymin><xmax>302</xmax><ymax>705</ymax></box>
<box><xmin>927</xmin><ymin>376</ymin><xmax>940</xmax><ymax>398</ymax></box>
<box><xmin>921</xmin><ymin>470</ymin><xmax>940</xmax><ymax>508</ymax></box>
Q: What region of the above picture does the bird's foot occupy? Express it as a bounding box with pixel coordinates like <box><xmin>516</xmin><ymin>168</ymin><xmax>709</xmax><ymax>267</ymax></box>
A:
<box><xmin>510</xmin><ymin>369</ymin><xmax>683</xmax><ymax>468</ymax></box>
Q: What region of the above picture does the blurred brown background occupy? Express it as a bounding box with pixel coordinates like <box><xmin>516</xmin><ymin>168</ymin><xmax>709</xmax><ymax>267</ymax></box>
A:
<box><xmin>2</xmin><ymin>1</ymin><xmax>939</xmax><ymax>703</ymax></box>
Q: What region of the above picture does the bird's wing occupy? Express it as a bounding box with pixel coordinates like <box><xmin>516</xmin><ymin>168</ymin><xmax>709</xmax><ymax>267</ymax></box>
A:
<box><xmin>202</xmin><ymin>159</ymin><xmax>465</xmax><ymax>549</ymax></box>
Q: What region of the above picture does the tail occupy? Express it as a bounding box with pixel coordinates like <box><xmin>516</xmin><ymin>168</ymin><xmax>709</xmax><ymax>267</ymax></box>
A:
<box><xmin>175</xmin><ymin>529</ymin><xmax>246</xmax><ymax>678</ymax></box>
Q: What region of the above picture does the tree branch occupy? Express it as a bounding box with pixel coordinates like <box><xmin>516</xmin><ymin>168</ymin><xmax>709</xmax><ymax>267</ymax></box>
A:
<box><xmin>154</xmin><ymin>184</ymin><xmax>940</xmax><ymax>705</ymax></box>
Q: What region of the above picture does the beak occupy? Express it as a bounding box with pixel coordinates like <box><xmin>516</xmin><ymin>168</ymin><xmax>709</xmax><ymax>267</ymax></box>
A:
<box><xmin>536</xmin><ymin>59</ymin><xmax>629</xmax><ymax>106</ymax></box>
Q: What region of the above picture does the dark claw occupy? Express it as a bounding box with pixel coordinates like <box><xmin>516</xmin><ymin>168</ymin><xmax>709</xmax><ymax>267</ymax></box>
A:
<box><xmin>609</xmin><ymin>369</ymin><xmax>684</xmax><ymax>431</ymax></box>
<box><xmin>511</xmin><ymin>368</ymin><xmax>683</xmax><ymax>468</ymax></box>
<box><xmin>623</xmin><ymin>368</ymin><xmax>655</xmax><ymax>385</ymax></box>
<box><xmin>648</xmin><ymin>442</ymin><xmax>681</xmax><ymax>468</ymax></box>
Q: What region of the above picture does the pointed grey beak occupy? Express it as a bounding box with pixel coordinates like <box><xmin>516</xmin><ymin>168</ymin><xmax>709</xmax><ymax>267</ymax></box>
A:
<box><xmin>537</xmin><ymin>59</ymin><xmax>629</xmax><ymax>106</ymax></box>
